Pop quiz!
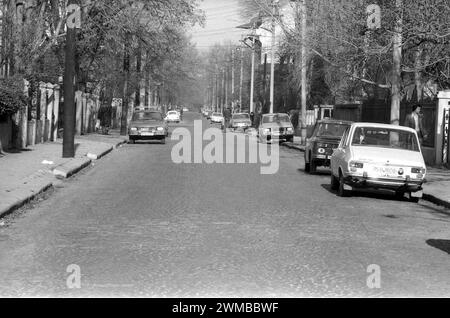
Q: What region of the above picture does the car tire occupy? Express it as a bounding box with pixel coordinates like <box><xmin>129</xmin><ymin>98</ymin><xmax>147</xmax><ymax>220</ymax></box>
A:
<box><xmin>408</xmin><ymin>192</ymin><xmax>420</xmax><ymax>203</ymax></box>
<box><xmin>337</xmin><ymin>173</ymin><xmax>349</xmax><ymax>197</ymax></box>
<box><xmin>331</xmin><ymin>173</ymin><xmax>339</xmax><ymax>190</ymax></box>
<box><xmin>395</xmin><ymin>191</ymin><xmax>405</xmax><ymax>200</ymax></box>
<box><xmin>286</xmin><ymin>136</ymin><xmax>294</xmax><ymax>143</ymax></box>
<box><xmin>161</xmin><ymin>138</ymin><xmax>166</xmax><ymax>145</ymax></box>
<box><xmin>129</xmin><ymin>139</ymin><xmax>135</xmax><ymax>144</ymax></box>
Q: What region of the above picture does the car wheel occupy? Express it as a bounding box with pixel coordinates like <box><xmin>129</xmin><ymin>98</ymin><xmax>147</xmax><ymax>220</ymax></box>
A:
<box><xmin>128</xmin><ymin>139</ymin><xmax>135</xmax><ymax>144</ymax></box>
<box><xmin>337</xmin><ymin>172</ymin><xmax>349</xmax><ymax>197</ymax></box>
<box><xmin>395</xmin><ymin>191</ymin><xmax>405</xmax><ymax>200</ymax></box>
<box><xmin>408</xmin><ymin>192</ymin><xmax>420</xmax><ymax>203</ymax></box>
<box><xmin>287</xmin><ymin>136</ymin><xmax>294</xmax><ymax>143</ymax></box>
<box><xmin>161</xmin><ymin>138</ymin><xmax>166</xmax><ymax>145</ymax></box>
<box><xmin>331</xmin><ymin>173</ymin><xmax>339</xmax><ymax>190</ymax></box>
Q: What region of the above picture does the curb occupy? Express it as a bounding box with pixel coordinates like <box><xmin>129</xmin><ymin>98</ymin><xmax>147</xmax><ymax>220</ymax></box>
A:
<box><xmin>281</xmin><ymin>142</ymin><xmax>305</xmax><ymax>152</ymax></box>
<box><xmin>423</xmin><ymin>194</ymin><xmax>450</xmax><ymax>211</ymax></box>
<box><xmin>53</xmin><ymin>157</ymin><xmax>92</xmax><ymax>179</ymax></box>
<box><xmin>87</xmin><ymin>146</ymin><xmax>113</xmax><ymax>160</ymax></box>
<box><xmin>0</xmin><ymin>182</ymin><xmax>53</xmax><ymax>219</ymax></box>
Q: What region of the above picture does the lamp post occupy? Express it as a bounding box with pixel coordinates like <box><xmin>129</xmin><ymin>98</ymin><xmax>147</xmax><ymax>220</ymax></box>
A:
<box><xmin>269</xmin><ymin>0</ymin><xmax>279</xmax><ymax>114</ymax></box>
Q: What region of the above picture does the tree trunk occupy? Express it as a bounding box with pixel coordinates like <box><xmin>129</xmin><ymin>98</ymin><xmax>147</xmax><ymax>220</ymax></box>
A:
<box><xmin>414</xmin><ymin>48</ymin><xmax>423</xmax><ymax>101</ymax></box>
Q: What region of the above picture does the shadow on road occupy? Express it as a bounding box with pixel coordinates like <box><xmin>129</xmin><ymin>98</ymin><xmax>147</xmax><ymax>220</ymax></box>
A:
<box><xmin>320</xmin><ymin>183</ymin><xmax>412</xmax><ymax>203</ymax></box>
<box><xmin>426</xmin><ymin>239</ymin><xmax>450</xmax><ymax>255</ymax></box>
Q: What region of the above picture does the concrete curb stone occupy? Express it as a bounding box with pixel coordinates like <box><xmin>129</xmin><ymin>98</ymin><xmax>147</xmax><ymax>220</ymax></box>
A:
<box><xmin>53</xmin><ymin>157</ymin><xmax>92</xmax><ymax>179</ymax></box>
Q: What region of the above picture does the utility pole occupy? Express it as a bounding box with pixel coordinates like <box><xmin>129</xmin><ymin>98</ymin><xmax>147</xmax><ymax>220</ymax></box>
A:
<box><xmin>120</xmin><ymin>32</ymin><xmax>131</xmax><ymax>136</ymax></box>
<box><xmin>269</xmin><ymin>0</ymin><xmax>278</xmax><ymax>114</ymax></box>
<box><xmin>63</xmin><ymin>1</ymin><xmax>79</xmax><ymax>157</ymax></box>
<box><xmin>221</xmin><ymin>67</ymin><xmax>225</xmax><ymax>112</ymax></box>
<box><xmin>239</xmin><ymin>47</ymin><xmax>244</xmax><ymax>112</ymax></box>
<box><xmin>231</xmin><ymin>49</ymin><xmax>235</xmax><ymax>111</ymax></box>
<box><xmin>391</xmin><ymin>0</ymin><xmax>402</xmax><ymax>127</ymax></box>
<box><xmin>250</xmin><ymin>36</ymin><xmax>256</xmax><ymax>113</ymax></box>
<box><xmin>225</xmin><ymin>65</ymin><xmax>228</xmax><ymax>109</ymax></box>
<box><xmin>299</xmin><ymin>0</ymin><xmax>307</xmax><ymax>144</ymax></box>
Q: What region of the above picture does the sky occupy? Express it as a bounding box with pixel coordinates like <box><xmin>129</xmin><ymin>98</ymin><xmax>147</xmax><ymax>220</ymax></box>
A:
<box><xmin>190</xmin><ymin>0</ymin><xmax>246</xmax><ymax>50</ymax></box>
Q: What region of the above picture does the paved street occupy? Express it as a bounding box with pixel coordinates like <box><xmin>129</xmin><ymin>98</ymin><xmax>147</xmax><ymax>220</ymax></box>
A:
<box><xmin>0</xmin><ymin>112</ymin><xmax>449</xmax><ymax>297</ymax></box>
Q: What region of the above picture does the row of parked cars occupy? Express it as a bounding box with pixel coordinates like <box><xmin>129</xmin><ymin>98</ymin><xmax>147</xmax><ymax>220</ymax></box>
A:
<box><xmin>202</xmin><ymin>109</ymin><xmax>295</xmax><ymax>143</ymax></box>
<box><xmin>304</xmin><ymin>119</ymin><xmax>427</xmax><ymax>202</ymax></box>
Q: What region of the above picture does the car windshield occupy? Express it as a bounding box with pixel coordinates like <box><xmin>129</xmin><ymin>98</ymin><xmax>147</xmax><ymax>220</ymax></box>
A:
<box><xmin>351</xmin><ymin>127</ymin><xmax>420</xmax><ymax>152</ymax></box>
<box><xmin>233</xmin><ymin>114</ymin><xmax>250</xmax><ymax>120</ymax></box>
<box><xmin>262</xmin><ymin>114</ymin><xmax>291</xmax><ymax>124</ymax></box>
<box><xmin>132</xmin><ymin>112</ymin><xmax>162</xmax><ymax>121</ymax></box>
<box><xmin>168</xmin><ymin>111</ymin><xmax>177</xmax><ymax>115</ymax></box>
<box><xmin>316</xmin><ymin>123</ymin><xmax>349</xmax><ymax>137</ymax></box>
<box><xmin>213</xmin><ymin>113</ymin><xmax>222</xmax><ymax>117</ymax></box>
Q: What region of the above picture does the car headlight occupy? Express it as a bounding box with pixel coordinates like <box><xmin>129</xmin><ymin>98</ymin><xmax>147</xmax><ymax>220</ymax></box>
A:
<box><xmin>130</xmin><ymin>127</ymin><xmax>138</xmax><ymax>131</ymax></box>
<box><xmin>156</xmin><ymin>127</ymin><xmax>164</xmax><ymax>131</ymax></box>
<box><xmin>263</xmin><ymin>128</ymin><xmax>271</xmax><ymax>134</ymax></box>
<box><xmin>317</xmin><ymin>148</ymin><xmax>326</xmax><ymax>154</ymax></box>
<box><xmin>287</xmin><ymin>127</ymin><xmax>294</xmax><ymax>132</ymax></box>
<box><xmin>349</xmin><ymin>161</ymin><xmax>364</xmax><ymax>169</ymax></box>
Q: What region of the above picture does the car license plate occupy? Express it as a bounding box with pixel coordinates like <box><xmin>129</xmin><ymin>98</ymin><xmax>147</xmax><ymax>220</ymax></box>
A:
<box><xmin>373</xmin><ymin>166</ymin><xmax>398</xmax><ymax>177</ymax></box>
<box><xmin>141</xmin><ymin>132</ymin><xmax>154</xmax><ymax>136</ymax></box>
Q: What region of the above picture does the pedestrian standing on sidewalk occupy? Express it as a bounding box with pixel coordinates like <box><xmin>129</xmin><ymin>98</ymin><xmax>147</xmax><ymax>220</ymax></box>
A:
<box><xmin>404</xmin><ymin>104</ymin><xmax>428</xmax><ymax>145</ymax></box>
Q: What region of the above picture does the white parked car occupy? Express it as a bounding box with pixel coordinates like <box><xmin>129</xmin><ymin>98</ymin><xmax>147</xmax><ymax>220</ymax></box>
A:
<box><xmin>330</xmin><ymin>123</ymin><xmax>427</xmax><ymax>202</ymax></box>
<box><xmin>210</xmin><ymin>112</ymin><xmax>224</xmax><ymax>124</ymax></box>
<box><xmin>165</xmin><ymin>111</ymin><xmax>181</xmax><ymax>123</ymax></box>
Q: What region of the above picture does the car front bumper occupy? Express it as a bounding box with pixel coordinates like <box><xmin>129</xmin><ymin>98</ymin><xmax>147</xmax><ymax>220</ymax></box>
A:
<box><xmin>263</xmin><ymin>133</ymin><xmax>294</xmax><ymax>141</ymax></box>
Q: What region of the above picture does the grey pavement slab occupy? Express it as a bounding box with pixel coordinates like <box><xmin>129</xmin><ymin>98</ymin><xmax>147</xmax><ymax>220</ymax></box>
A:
<box><xmin>0</xmin><ymin>133</ymin><xmax>125</xmax><ymax>218</ymax></box>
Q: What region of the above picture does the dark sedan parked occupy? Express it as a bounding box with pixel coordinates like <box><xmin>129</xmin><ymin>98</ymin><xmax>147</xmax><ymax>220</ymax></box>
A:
<box><xmin>304</xmin><ymin>119</ymin><xmax>352</xmax><ymax>174</ymax></box>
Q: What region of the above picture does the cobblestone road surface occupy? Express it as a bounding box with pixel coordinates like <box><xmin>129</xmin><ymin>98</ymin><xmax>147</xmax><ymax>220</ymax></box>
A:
<box><xmin>0</xmin><ymin>113</ymin><xmax>449</xmax><ymax>297</ymax></box>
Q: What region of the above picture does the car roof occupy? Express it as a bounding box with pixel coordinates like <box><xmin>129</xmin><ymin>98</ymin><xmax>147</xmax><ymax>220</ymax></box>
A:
<box><xmin>233</xmin><ymin>113</ymin><xmax>249</xmax><ymax>116</ymax></box>
<box><xmin>318</xmin><ymin>119</ymin><xmax>353</xmax><ymax>125</ymax></box>
<box><xmin>262</xmin><ymin>113</ymin><xmax>289</xmax><ymax>116</ymax></box>
<box><xmin>134</xmin><ymin>110</ymin><xmax>160</xmax><ymax>114</ymax></box>
<box><xmin>351</xmin><ymin>122</ymin><xmax>416</xmax><ymax>133</ymax></box>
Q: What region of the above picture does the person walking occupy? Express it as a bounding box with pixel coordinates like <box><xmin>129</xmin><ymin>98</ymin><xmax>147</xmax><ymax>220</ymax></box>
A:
<box><xmin>404</xmin><ymin>104</ymin><xmax>428</xmax><ymax>145</ymax></box>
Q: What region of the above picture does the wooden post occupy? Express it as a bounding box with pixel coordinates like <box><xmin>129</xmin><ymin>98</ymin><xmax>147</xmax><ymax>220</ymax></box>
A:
<box><xmin>19</xmin><ymin>78</ymin><xmax>29</xmax><ymax>149</ymax></box>
<box><xmin>46</xmin><ymin>83</ymin><xmax>54</xmax><ymax>141</ymax></box>
<box><xmin>39</xmin><ymin>82</ymin><xmax>46</xmax><ymax>143</ymax></box>
<box><xmin>75</xmin><ymin>90</ymin><xmax>82</xmax><ymax>135</ymax></box>
<box><xmin>52</xmin><ymin>84</ymin><xmax>60</xmax><ymax>141</ymax></box>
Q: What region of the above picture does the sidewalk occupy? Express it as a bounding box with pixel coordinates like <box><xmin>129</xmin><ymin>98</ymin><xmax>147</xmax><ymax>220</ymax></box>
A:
<box><xmin>0</xmin><ymin>130</ymin><xmax>127</xmax><ymax>218</ymax></box>
<box><xmin>280</xmin><ymin>138</ymin><xmax>450</xmax><ymax>210</ymax></box>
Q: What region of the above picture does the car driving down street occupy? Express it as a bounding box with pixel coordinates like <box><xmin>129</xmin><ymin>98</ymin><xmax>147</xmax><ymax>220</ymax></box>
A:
<box><xmin>330</xmin><ymin>123</ymin><xmax>427</xmax><ymax>202</ymax></box>
<box><xmin>258</xmin><ymin>113</ymin><xmax>295</xmax><ymax>143</ymax></box>
<box><xmin>230</xmin><ymin>113</ymin><xmax>252</xmax><ymax>132</ymax></box>
<box><xmin>165</xmin><ymin>111</ymin><xmax>181</xmax><ymax>123</ymax></box>
<box><xmin>128</xmin><ymin>110</ymin><xmax>169</xmax><ymax>144</ymax></box>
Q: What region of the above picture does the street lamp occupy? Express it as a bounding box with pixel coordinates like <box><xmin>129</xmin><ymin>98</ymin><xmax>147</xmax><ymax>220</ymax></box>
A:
<box><xmin>237</xmin><ymin>15</ymin><xmax>263</xmax><ymax>114</ymax></box>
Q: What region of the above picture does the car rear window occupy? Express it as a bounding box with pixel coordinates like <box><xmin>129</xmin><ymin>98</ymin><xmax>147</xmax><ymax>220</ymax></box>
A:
<box><xmin>351</xmin><ymin>127</ymin><xmax>420</xmax><ymax>152</ymax></box>
<box><xmin>316</xmin><ymin>123</ymin><xmax>350</xmax><ymax>137</ymax></box>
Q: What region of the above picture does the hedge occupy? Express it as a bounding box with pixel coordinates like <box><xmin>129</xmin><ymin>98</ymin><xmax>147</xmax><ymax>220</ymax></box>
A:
<box><xmin>0</xmin><ymin>76</ymin><xmax>29</xmax><ymax>117</ymax></box>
